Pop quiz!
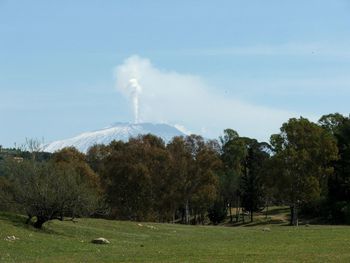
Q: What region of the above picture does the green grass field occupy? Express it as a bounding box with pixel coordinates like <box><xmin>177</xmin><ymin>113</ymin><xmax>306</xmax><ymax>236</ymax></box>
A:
<box><xmin>0</xmin><ymin>210</ymin><xmax>350</xmax><ymax>263</ymax></box>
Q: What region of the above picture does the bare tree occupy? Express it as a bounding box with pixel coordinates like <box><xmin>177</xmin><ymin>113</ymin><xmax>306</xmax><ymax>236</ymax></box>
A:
<box><xmin>25</xmin><ymin>138</ymin><xmax>44</xmax><ymax>161</ymax></box>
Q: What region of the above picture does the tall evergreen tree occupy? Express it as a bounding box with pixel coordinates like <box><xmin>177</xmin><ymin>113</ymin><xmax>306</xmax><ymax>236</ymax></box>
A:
<box><xmin>240</xmin><ymin>139</ymin><xmax>270</xmax><ymax>222</ymax></box>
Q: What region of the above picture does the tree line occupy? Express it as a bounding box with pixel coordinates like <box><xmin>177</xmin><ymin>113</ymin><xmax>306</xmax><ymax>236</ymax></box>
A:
<box><xmin>1</xmin><ymin>113</ymin><xmax>350</xmax><ymax>228</ymax></box>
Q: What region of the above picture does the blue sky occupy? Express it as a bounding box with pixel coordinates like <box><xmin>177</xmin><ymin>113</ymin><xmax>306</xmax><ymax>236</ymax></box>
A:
<box><xmin>1</xmin><ymin>0</ymin><xmax>350</xmax><ymax>147</ymax></box>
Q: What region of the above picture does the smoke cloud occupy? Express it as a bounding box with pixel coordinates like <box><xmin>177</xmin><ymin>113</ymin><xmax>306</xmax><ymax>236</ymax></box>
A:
<box><xmin>114</xmin><ymin>55</ymin><xmax>306</xmax><ymax>141</ymax></box>
<box><xmin>115</xmin><ymin>57</ymin><xmax>145</xmax><ymax>123</ymax></box>
<box><xmin>128</xmin><ymin>78</ymin><xmax>142</xmax><ymax>123</ymax></box>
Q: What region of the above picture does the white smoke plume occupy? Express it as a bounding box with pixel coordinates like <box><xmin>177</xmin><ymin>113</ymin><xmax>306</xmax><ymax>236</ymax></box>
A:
<box><xmin>128</xmin><ymin>78</ymin><xmax>142</xmax><ymax>123</ymax></box>
<box><xmin>115</xmin><ymin>57</ymin><xmax>146</xmax><ymax>123</ymax></box>
<box><xmin>114</xmin><ymin>55</ymin><xmax>309</xmax><ymax>141</ymax></box>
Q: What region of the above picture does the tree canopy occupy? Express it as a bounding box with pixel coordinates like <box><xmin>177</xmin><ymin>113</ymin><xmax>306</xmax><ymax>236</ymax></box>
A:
<box><xmin>1</xmin><ymin>113</ymin><xmax>350</xmax><ymax>227</ymax></box>
<box><xmin>270</xmin><ymin>117</ymin><xmax>338</xmax><ymax>225</ymax></box>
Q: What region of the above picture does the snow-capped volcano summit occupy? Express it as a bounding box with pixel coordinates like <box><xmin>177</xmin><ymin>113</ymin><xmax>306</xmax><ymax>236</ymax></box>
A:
<box><xmin>44</xmin><ymin>123</ymin><xmax>186</xmax><ymax>153</ymax></box>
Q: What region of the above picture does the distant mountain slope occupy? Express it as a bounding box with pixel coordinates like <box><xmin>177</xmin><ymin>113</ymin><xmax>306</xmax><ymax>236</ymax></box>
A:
<box><xmin>44</xmin><ymin>123</ymin><xmax>186</xmax><ymax>153</ymax></box>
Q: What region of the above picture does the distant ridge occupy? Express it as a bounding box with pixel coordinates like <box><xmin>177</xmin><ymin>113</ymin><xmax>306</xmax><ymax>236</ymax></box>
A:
<box><xmin>44</xmin><ymin>123</ymin><xmax>186</xmax><ymax>153</ymax></box>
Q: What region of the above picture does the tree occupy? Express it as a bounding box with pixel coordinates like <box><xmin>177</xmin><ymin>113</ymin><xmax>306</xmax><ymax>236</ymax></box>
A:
<box><xmin>167</xmin><ymin>136</ymin><xmax>192</xmax><ymax>223</ymax></box>
<box><xmin>219</xmin><ymin>129</ymin><xmax>246</xmax><ymax>222</ymax></box>
<box><xmin>0</xmin><ymin>175</ymin><xmax>11</xmax><ymax>211</ymax></box>
<box><xmin>167</xmin><ymin>135</ymin><xmax>221</xmax><ymax>224</ymax></box>
<box><xmin>270</xmin><ymin>117</ymin><xmax>338</xmax><ymax>225</ymax></box>
<box><xmin>208</xmin><ymin>198</ymin><xmax>227</xmax><ymax>224</ymax></box>
<box><xmin>319</xmin><ymin>114</ymin><xmax>350</xmax><ymax>223</ymax></box>
<box><xmin>24</xmin><ymin>138</ymin><xmax>43</xmax><ymax>161</ymax></box>
<box><xmin>219</xmin><ymin>130</ymin><xmax>269</xmax><ymax>223</ymax></box>
<box><xmin>189</xmin><ymin>137</ymin><xmax>221</xmax><ymax>224</ymax></box>
<box><xmin>100</xmin><ymin>139</ymin><xmax>151</xmax><ymax>220</ymax></box>
<box><xmin>51</xmin><ymin>147</ymin><xmax>101</xmax><ymax>191</ymax></box>
<box><xmin>318</xmin><ymin>113</ymin><xmax>346</xmax><ymax>135</ymax></box>
<box><xmin>240</xmin><ymin>139</ymin><xmax>269</xmax><ymax>222</ymax></box>
<box><xmin>86</xmin><ymin>144</ymin><xmax>110</xmax><ymax>174</ymax></box>
<box><xmin>99</xmin><ymin>135</ymin><xmax>172</xmax><ymax>221</ymax></box>
<box><xmin>3</xmin><ymin>159</ymin><xmax>101</xmax><ymax>228</ymax></box>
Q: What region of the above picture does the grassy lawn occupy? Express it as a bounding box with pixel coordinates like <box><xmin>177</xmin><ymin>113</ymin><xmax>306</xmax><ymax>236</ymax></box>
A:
<box><xmin>0</xmin><ymin>211</ymin><xmax>350</xmax><ymax>262</ymax></box>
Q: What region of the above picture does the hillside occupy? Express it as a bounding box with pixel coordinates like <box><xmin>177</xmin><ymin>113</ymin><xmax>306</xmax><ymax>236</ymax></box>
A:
<box><xmin>1</xmin><ymin>210</ymin><xmax>350</xmax><ymax>262</ymax></box>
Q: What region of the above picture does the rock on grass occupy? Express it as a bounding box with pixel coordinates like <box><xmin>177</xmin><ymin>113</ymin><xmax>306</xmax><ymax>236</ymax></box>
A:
<box><xmin>91</xmin><ymin>237</ymin><xmax>110</xmax><ymax>244</ymax></box>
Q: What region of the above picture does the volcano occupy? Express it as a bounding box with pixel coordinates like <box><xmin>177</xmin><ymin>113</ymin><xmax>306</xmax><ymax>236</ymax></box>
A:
<box><xmin>44</xmin><ymin>123</ymin><xmax>186</xmax><ymax>153</ymax></box>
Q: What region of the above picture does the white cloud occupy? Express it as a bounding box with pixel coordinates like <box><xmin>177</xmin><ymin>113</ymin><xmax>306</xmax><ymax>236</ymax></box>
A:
<box><xmin>114</xmin><ymin>55</ymin><xmax>307</xmax><ymax>141</ymax></box>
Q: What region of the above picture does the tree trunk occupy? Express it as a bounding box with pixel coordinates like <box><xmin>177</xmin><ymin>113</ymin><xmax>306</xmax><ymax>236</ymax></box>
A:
<box><xmin>250</xmin><ymin>210</ymin><xmax>253</xmax><ymax>222</ymax></box>
<box><xmin>235</xmin><ymin>197</ymin><xmax>240</xmax><ymax>222</ymax></box>
<box><xmin>185</xmin><ymin>200</ymin><xmax>190</xmax><ymax>224</ymax></box>
<box><xmin>235</xmin><ymin>205</ymin><xmax>239</xmax><ymax>222</ymax></box>
<box><xmin>290</xmin><ymin>204</ymin><xmax>299</xmax><ymax>226</ymax></box>
<box><xmin>201</xmin><ymin>213</ymin><xmax>205</xmax><ymax>225</ymax></box>
<box><xmin>229</xmin><ymin>202</ymin><xmax>233</xmax><ymax>223</ymax></box>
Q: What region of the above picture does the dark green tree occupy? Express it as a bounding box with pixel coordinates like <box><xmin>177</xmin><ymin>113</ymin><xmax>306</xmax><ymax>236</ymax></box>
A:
<box><xmin>271</xmin><ymin>117</ymin><xmax>338</xmax><ymax>225</ymax></box>
<box><xmin>219</xmin><ymin>129</ymin><xmax>246</xmax><ymax>222</ymax></box>
<box><xmin>319</xmin><ymin>114</ymin><xmax>350</xmax><ymax>223</ymax></box>
<box><xmin>240</xmin><ymin>139</ymin><xmax>270</xmax><ymax>222</ymax></box>
<box><xmin>208</xmin><ymin>198</ymin><xmax>228</xmax><ymax>224</ymax></box>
